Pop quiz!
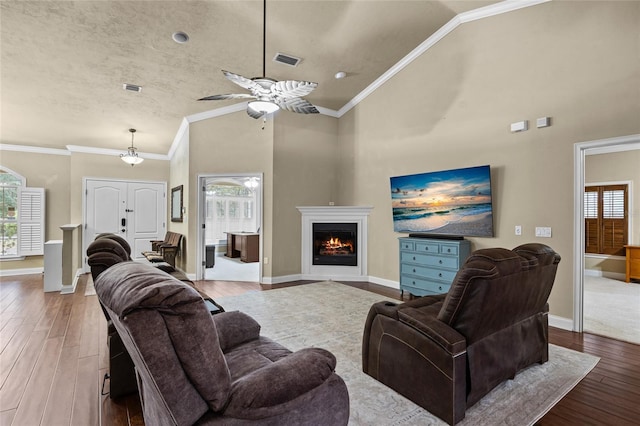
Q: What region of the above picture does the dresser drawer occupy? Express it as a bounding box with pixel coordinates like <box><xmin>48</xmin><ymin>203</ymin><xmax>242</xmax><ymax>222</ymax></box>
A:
<box><xmin>400</xmin><ymin>276</ymin><xmax>450</xmax><ymax>294</ymax></box>
<box><xmin>414</xmin><ymin>241</ymin><xmax>440</xmax><ymax>253</ymax></box>
<box><xmin>440</xmin><ymin>244</ymin><xmax>459</xmax><ymax>255</ymax></box>
<box><xmin>400</xmin><ymin>252</ymin><xmax>459</xmax><ymax>269</ymax></box>
<box><xmin>401</xmin><ymin>264</ymin><xmax>457</xmax><ymax>282</ymax></box>
<box><xmin>400</xmin><ymin>240</ymin><xmax>415</xmax><ymax>251</ymax></box>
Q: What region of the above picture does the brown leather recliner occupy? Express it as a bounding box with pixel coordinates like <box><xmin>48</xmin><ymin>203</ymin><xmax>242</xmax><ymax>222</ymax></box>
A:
<box><xmin>362</xmin><ymin>243</ymin><xmax>561</xmax><ymax>425</ymax></box>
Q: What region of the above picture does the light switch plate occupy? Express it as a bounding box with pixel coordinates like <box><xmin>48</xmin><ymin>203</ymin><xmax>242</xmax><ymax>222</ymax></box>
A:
<box><xmin>515</xmin><ymin>225</ymin><xmax>522</xmax><ymax>236</ymax></box>
<box><xmin>535</xmin><ymin>226</ymin><xmax>552</xmax><ymax>238</ymax></box>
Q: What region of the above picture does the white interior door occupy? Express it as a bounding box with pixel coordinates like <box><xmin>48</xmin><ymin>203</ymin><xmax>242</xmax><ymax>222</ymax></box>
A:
<box><xmin>127</xmin><ymin>182</ymin><xmax>165</xmax><ymax>256</ymax></box>
<box><xmin>85</xmin><ymin>179</ymin><xmax>166</xmax><ymax>264</ymax></box>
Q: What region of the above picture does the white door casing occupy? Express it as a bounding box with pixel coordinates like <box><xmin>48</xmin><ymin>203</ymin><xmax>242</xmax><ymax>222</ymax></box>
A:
<box><xmin>84</xmin><ymin>179</ymin><xmax>166</xmax><ymax>266</ymax></box>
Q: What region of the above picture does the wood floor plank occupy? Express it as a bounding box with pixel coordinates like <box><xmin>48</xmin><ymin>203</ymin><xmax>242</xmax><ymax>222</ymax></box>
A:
<box><xmin>48</xmin><ymin>297</ymin><xmax>73</xmax><ymax>339</ymax></box>
<box><xmin>34</xmin><ymin>294</ymin><xmax>63</xmax><ymax>332</ymax></box>
<box><xmin>0</xmin><ymin>330</ymin><xmax>47</xmax><ymax>411</ymax></box>
<box><xmin>0</xmin><ymin>318</ymin><xmax>24</xmax><ymax>353</ymax></box>
<box><xmin>78</xmin><ymin>296</ymin><xmax>101</xmax><ymax>358</ymax></box>
<box><xmin>71</xmin><ymin>355</ymin><xmax>99</xmax><ymax>426</ymax></box>
<box><xmin>11</xmin><ymin>336</ymin><xmax>64</xmax><ymax>425</ymax></box>
<box><xmin>63</xmin><ymin>298</ymin><xmax>86</xmax><ymax>348</ymax></box>
<box><xmin>0</xmin><ymin>321</ymin><xmax>37</xmax><ymax>388</ymax></box>
<box><xmin>41</xmin><ymin>345</ymin><xmax>81</xmax><ymax>426</ymax></box>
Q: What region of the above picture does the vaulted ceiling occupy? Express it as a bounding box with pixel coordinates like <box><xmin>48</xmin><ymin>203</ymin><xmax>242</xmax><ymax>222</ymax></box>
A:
<box><xmin>1</xmin><ymin>1</ymin><xmax>500</xmax><ymax>155</ymax></box>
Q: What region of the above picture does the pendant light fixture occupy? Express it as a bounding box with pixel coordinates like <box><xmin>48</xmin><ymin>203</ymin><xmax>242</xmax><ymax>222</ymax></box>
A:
<box><xmin>120</xmin><ymin>128</ymin><xmax>144</xmax><ymax>166</ymax></box>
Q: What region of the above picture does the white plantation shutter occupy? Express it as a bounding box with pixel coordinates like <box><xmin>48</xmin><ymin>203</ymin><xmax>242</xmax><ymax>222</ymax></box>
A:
<box><xmin>18</xmin><ymin>187</ymin><xmax>45</xmax><ymax>256</ymax></box>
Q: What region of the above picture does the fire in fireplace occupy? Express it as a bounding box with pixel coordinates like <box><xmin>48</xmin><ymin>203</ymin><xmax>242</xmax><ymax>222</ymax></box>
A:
<box><xmin>312</xmin><ymin>222</ymin><xmax>357</xmax><ymax>266</ymax></box>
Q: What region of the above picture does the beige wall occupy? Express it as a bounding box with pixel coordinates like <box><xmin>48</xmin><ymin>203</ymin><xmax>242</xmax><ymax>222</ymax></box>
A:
<box><xmin>169</xmin><ymin>126</ymin><xmax>190</xmax><ymax>270</ymax></box>
<box><xmin>584</xmin><ymin>149</ymin><xmax>640</xmax><ymax>274</ymax></box>
<box><xmin>272</xmin><ymin>113</ymin><xmax>340</xmax><ymax>277</ymax></box>
<box><xmin>0</xmin><ymin>150</ymin><xmax>169</xmax><ymax>271</ymax></box>
<box><xmin>336</xmin><ymin>1</ymin><xmax>640</xmax><ymax>320</ymax></box>
<box><xmin>187</xmin><ymin>113</ymin><xmax>273</xmax><ymax>275</ymax></box>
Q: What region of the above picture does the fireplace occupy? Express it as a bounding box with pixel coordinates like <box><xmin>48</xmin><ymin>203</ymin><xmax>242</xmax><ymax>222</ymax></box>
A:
<box><xmin>297</xmin><ymin>206</ymin><xmax>373</xmax><ymax>281</ymax></box>
<box><xmin>313</xmin><ymin>223</ymin><xmax>357</xmax><ymax>266</ymax></box>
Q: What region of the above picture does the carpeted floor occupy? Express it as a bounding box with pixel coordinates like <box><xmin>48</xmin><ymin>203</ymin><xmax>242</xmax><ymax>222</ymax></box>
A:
<box><xmin>584</xmin><ymin>275</ymin><xmax>640</xmax><ymax>345</ymax></box>
<box><xmin>218</xmin><ymin>281</ymin><xmax>599</xmax><ymax>426</ymax></box>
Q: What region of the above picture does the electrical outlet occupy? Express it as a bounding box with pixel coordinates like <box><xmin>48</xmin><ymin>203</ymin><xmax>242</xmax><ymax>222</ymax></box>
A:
<box><xmin>263</xmin><ymin>257</ymin><xmax>269</xmax><ymax>265</ymax></box>
<box><xmin>535</xmin><ymin>227</ymin><xmax>552</xmax><ymax>238</ymax></box>
<box><xmin>515</xmin><ymin>225</ymin><xmax>522</xmax><ymax>236</ymax></box>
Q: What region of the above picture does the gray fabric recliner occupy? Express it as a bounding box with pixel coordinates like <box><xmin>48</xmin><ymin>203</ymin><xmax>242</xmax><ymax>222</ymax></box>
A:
<box><xmin>94</xmin><ymin>261</ymin><xmax>350</xmax><ymax>425</ymax></box>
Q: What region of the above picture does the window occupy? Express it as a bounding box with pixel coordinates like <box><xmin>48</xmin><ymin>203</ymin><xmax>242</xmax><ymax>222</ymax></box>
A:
<box><xmin>0</xmin><ymin>167</ymin><xmax>44</xmax><ymax>259</ymax></box>
<box><xmin>584</xmin><ymin>184</ymin><xmax>628</xmax><ymax>255</ymax></box>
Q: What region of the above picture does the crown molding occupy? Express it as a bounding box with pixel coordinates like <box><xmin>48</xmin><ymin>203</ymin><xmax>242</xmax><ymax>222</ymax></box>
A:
<box><xmin>0</xmin><ymin>143</ymin><xmax>71</xmax><ymax>156</ymax></box>
<box><xmin>167</xmin><ymin>117</ymin><xmax>190</xmax><ymax>160</ymax></box>
<box><xmin>337</xmin><ymin>0</ymin><xmax>550</xmax><ymax>118</ymax></box>
<box><xmin>66</xmin><ymin>145</ymin><xmax>169</xmax><ymax>161</ymax></box>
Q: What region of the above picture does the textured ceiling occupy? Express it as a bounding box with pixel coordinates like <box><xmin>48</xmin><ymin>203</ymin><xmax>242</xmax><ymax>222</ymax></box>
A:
<box><xmin>0</xmin><ymin>1</ymin><xmax>498</xmax><ymax>155</ymax></box>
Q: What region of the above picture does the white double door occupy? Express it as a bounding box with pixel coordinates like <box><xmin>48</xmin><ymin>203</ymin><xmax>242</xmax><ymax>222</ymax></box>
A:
<box><xmin>84</xmin><ymin>179</ymin><xmax>166</xmax><ymax>263</ymax></box>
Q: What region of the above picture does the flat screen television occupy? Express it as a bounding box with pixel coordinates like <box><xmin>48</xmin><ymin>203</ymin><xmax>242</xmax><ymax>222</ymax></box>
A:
<box><xmin>390</xmin><ymin>165</ymin><xmax>494</xmax><ymax>237</ymax></box>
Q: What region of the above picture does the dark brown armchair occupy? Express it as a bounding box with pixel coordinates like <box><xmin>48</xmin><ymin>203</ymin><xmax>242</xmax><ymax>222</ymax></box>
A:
<box><xmin>362</xmin><ymin>243</ymin><xmax>561</xmax><ymax>425</ymax></box>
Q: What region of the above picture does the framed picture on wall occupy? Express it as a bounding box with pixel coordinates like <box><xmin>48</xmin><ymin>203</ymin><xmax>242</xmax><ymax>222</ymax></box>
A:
<box><xmin>171</xmin><ymin>185</ymin><xmax>183</xmax><ymax>222</ymax></box>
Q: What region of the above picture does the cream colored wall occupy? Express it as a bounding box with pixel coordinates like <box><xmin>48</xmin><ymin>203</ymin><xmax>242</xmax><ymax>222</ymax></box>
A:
<box><xmin>0</xmin><ymin>150</ymin><xmax>169</xmax><ymax>272</ymax></box>
<box><xmin>584</xmin><ymin>150</ymin><xmax>640</xmax><ymax>275</ymax></box>
<box><xmin>336</xmin><ymin>1</ymin><xmax>640</xmax><ymax>320</ymax></box>
<box><xmin>272</xmin><ymin>113</ymin><xmax>340</xmax><ymax>277</ymax></box>
<box><xmin>169</xmin><ymin>127</ymin><xmax>190</xmax><ymax>270</ymax></box>
<box><xmin>0</xmin><ymin>150</ymin><xmax>70</xmax><ymax>271</ymax></box>
<box><xmin>186</xmin><ymin>113</ymin><xmax>273</xmax><ymax>275</ymax></box>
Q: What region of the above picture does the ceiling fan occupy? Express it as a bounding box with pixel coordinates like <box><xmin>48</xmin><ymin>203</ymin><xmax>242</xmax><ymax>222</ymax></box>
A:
<box><xmin>198</xmin><ymin>0</ymin><xmax>319</xmax><ymax>119</ymax></box>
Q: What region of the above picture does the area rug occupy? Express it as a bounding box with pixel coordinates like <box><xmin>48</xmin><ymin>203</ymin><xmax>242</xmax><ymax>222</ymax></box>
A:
<box><xmin>217</xmin><ymin>281</ymin><xmax>599</xmax><ymax>426</ymax></box>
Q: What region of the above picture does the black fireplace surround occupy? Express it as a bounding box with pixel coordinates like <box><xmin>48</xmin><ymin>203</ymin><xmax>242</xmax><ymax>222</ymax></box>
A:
<box><xmin>312</xmin><ymin>222</ymin><xmax>357</xmax><ymax>266</ymax></box>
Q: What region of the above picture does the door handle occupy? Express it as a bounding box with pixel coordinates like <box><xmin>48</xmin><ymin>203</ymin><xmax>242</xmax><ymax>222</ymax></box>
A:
<box><xmin>121</xmin><ymin>218</ymin><xmax>126</xmax><ymax>227</ymax></box>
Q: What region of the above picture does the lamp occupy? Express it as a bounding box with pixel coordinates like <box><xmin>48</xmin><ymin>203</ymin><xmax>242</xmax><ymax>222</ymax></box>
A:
<box><xmin>244</xmin><ymin>177</ymin><xmax>259</xmax><ymax>189</ymax></box>
<box><xmin>248</xmin><ymin>100</ymin><xmax>279</xmax><ymax>115</ymax></box>
<box><xmin>120</xmin><ymin>128</ymin><xmax>144</xmax><ymax>166</ymax></box>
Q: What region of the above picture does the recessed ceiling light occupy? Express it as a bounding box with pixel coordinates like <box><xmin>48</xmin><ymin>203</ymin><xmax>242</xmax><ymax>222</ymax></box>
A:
<box><xmin>172</xmin><ymin>31</ymin><xmax>189</xmax><ymax>44</ymax></box>
<box><xmin>334</xmin><ymin>71</ymin><xmax>347</xmax><ymax>79</ymax></box>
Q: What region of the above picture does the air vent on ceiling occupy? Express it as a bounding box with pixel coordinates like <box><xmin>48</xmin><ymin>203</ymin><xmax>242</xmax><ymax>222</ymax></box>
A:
<box><xmin>273</xmin><ymin>52</ymin><xmax>301</xmax><ymax>67</ymax></box>
<box><xmin>123</xmin><ymin>83</ymin><xmax>142</xmax><ymax>92</ymax></box>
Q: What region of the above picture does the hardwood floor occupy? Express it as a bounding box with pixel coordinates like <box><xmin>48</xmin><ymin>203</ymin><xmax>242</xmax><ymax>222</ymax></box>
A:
<box><xmin>1</xmin><ymin>273</ymin><xmax>638</xmax><ymax>425</ymax></box>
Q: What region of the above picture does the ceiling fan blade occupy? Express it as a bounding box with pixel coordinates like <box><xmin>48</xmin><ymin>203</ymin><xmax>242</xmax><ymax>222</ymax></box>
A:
<box><xmin>198</xmin><ymin>93</ymin><xmax>255</xmax><ymax>101</ymax></box>
<box><xmin>246</xmin><ymin>106</ymin><xmax>266</xmax><ymax>119</ymax></box>
<box><xmin>271</xmin><ymin>80</ymin><xmax>318</xmax><ymax>98</ymax></box>
<box><xmin>274</xmin><ymin>97</ymin><xmax>319</xmax><ymax>114</ymax></box>
<box><xmin>222</xmin><ymin>70</ymin><xmax>267</xmax><ymax>94</ymax></box>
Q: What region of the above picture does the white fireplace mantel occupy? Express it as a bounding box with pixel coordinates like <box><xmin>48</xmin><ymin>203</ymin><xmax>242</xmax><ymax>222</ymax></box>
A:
<box><xmin>297</xmin><ymin>206</ymin><xmax>373</xmax><ymax>281</ymax></box>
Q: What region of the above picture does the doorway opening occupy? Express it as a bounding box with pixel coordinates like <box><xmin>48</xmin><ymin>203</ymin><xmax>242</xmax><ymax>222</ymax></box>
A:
<box><xmin>573</xmin><ymin>134</ymin><xmax>640</xmax><ymax>344</ymax></box>
<box><xmin>196</xmin><ymin>173</ymin><xmax>262</xmax><ymax>282</ymax></box>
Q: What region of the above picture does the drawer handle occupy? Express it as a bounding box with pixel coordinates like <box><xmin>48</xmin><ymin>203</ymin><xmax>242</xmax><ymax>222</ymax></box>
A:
<box><xmin>439</xmin><ymin>273</ymin><xmax>443</xmax><ymax>277</ymax></box>
<box><xmin>413</xmin><ymin>256</ymin><xmax>416</xmax><ymax>261</ymax></box>
<box><xmin>425</xmin><ymin>247</ymin><xmax>429</xmax><ymax>251</ymax></box>
<box><xmin>413</xmin><ymin>268</ymin><xmax>416</xmax><ymax>273</ymax></box>
<box><xmin>439</xmin><ymin>286</ymin><xmax>443</xmax><ymax>291</ymax></box>
<box><xmin>447</xmin><ymin>248</ymin><xmax>451</xmax><ymax>253</ymax></box>
<box><xmin>412</xmin><ymin>281</ymin><xmax>416</xmax><ymax>285</ymax></box>
<box><xmin>439</xmin><ymin>260</ymin><xmax>443</xmax><ymax>264</ymax></box>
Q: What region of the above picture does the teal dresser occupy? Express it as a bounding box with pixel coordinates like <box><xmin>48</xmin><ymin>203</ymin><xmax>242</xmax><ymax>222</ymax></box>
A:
<box><xmin>399</xmin><ymin>237</ymin><xmax>471</xmax><ymax>297</ymax></box>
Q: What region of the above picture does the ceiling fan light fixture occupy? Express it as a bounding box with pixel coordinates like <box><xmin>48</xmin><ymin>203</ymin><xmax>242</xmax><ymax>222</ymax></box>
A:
<box><xmin>248</xmin><ymin>100</ymin><xmax>279</xmax><ymax>114</ymax></box>
<box><xmin>120</xmin><ymin>128</ymin><xmax>144</xmax><ymax>166</ymax></box>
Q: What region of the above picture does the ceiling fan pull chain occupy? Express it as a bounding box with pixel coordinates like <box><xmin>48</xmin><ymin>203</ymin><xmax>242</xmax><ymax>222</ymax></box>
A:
<box><xmin>262</xmin><ymin>115</ymin><xmax>267</xmax><ymax>130</ymax></box>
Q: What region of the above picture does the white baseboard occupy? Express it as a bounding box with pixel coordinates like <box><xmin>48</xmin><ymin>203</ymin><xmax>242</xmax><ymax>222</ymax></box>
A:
<box><xmin>584</xmin><ymin>269</ymin><xmax>626</xmax><ymax>281</ymax></box>
<box><xmin>60</xmin><ymin>268</ymin><xmax>83</xmax><ymax>294</ymax></box>
<box><xmin>549</xmin><ymin>314</ymin><xmax>574</xmax><ymax>331</ymax></box>
<box><xmin>262</xmin><ymin>274</ymin><xmax>302</xmax><ymax>285</ymax></box>
<box><xmin>0</xmin><ymin>267</ymin><xmax>44</xmax><ymax>277</ymax></box>
<box><xmin>368</xmin><ymin>275</ymin><xmax>399</xmax><ymax>289</ymax></box>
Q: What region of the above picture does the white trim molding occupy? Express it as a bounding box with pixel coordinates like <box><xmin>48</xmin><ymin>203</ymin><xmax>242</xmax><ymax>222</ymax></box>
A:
<box><xmin>573</xmin><ymin>133</ymin><xmax>640</xmax><ymax>332</ymax></box>
<box><xmin>0</xmin><ymin>267</ymin><xmax>44</xmax><ymax>277</ymax></box>
<box><xmin>297</xmin><ymin>206</ymin><xmax>373</xmax><ymax>281</ymax></box>
<box><xmin>0</xmin><ymin>144</ymin><xmax>71</xmax><ymax>156</ymax></box>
